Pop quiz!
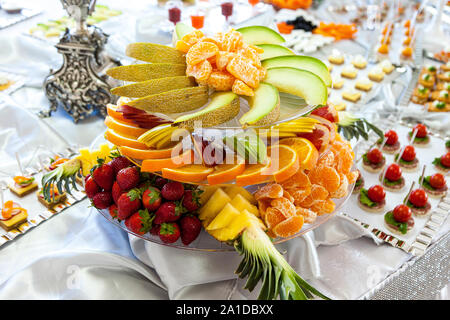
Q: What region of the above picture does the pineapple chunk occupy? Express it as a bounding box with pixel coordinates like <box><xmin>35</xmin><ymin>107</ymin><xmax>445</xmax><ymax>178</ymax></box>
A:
<box><xmin>206</xmin><ymin>203</ymin><xmax>240</xmax><ymax>231</ymax></box>
<box><xmin>98</xmin><ymin>143</ymin><xmax>112</xmax><ymax>161</ymax></box>
<box><xmin>224</xmin><ymin>186</ymin><xmax>257</xmax><ymax>205</ymax></box>
<box><xmin>210</xmin><ymin>209</ymin><xmax>254</xmax><ymax>241</ymax></box>
<box><xmin>230</xmin><ymin>194</ymin><xmax>260</xmax><ymax>217</ymax></box>
<box><xmin>198</xmin><ymin>188</ymin><xmax>231</xmax><ymax>223</ymax></box>
<box><xmin>199</xmin><ymin>185</ymin><xmax>220</xmax><ymax>205</ymax></box>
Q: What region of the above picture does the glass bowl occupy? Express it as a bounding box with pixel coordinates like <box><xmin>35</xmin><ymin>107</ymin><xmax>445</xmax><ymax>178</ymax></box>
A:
<box><xmin>96</xmin><ymin>179</ymin><xmax>355</xmax><ymax>252</ymax></box>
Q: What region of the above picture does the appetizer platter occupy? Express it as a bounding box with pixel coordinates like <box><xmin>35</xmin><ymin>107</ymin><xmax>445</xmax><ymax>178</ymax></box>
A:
<box><xmin>77</xmin><ymin>22</ymin><xmax>387</xmax><ymax>300</ymax></box>
<box><xmin>0</xmin><ymin>143</ymin><xmax>119</xmax><ymax>248</ymax></box>
<box><xmin>344</xmin><ymin>122</ymin><xmax>449</xmax><ymax>256</ymax></box>
<box><xmin>325</xmin><ymin>50</ymin><xmax>402</xmax><ymax>112</ymax></box>
<box><xmin>408</xmin><ymin>62</ymin><xmax>450</xmax><ymax>112</ymax></box>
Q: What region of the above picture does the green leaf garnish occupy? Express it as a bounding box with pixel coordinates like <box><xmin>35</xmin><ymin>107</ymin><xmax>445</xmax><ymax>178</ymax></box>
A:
<box><xmin>359</xmin><ymin>188</ymin><xmax>377</xmax><ymax>207</ymax></box>
<box><xmin>384</xmin><ymin>211</ymin><xmax>408</xmax><ymax>234</ymax></box>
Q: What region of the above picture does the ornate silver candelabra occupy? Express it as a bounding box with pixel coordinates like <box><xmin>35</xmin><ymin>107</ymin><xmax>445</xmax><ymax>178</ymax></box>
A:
<box><xmin>42</xmin><ymin>0</ymin><xmax>120</xmax><ymax>122</ymax></box>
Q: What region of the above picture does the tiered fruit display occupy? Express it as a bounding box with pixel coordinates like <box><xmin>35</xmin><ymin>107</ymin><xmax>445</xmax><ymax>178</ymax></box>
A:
<box><xmin>94</xmin><ymin>24</ymin><xmax>381</xmax><ymax>300</ymax></box>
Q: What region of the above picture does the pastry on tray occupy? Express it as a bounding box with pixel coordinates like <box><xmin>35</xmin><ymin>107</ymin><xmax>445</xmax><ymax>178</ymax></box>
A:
<box><xmin>433</xmin><ymin>152</ymin><xmax>450</xmax><ymax>174</ymax></box>
<box><xmin>437</xmin><ymin>71</ymin><xmax>450</xmax><ymax>82</ymax></box>
<box><xmin>384</xmin><ymin>204</ymin><xmax>414</xmax><ymax>235</ymax></box>
<box><xmin>419</xmin><ymin>173</ymin><xmax>448</xmax><ymax>198</ymax></box>
<box><xmin>0</xmin><ymin>201</ymin><xmax>28</xmax><ymax>231</ymax></box>
<box><xmin>427</xmin><ymin>100</ymin><xmax>449</xmax><ymax>112</ymax></box>
<box><xmin>436</xmin><ymin>82</ymin><xmax>449</xmax><ymax>91</ymax></box>
<box><xmin>368</xmin><ymin>66</ymin><xmax>385</xmax><ymax>82</ymax></box>
<box><xmin>341</xmin><ymin>65</ymin><xmax>357</xmax><ymax>79</ymax></box>
<box><xmin>379</xmin><ymin>59</ymin><xmax>395</xmax><ymax>74</ymax></box>
<box><xmin>411</xmin><ymin>86</ymin><xmax>430</xmax><ymax>104</ymax></box>
<box><xmin>332</xmin><ymin>75</ymin><xmax>344</xmax><ymax>89</ymax></box>
<box><xmin>380</xmin><ymin>163</ymin><xmax>405</xmax><ymax>192</ymax></box>
<box><xmin>362</xmin><ymin>147</ymin><xmax>385</xmax><ymax>172</ymax></box>
<box><xmin>8</xmin><ymin>175</ymin><xmax>38</xmax><ymax>197</ymax></box>
<box><xmin>328</xmin><ymin>50</ymin><xmax>344</xmax><ymax>65</ymax></box>
<box><xmin>441</xmin><ymin>62</ymin><xmax>450</xmax><ymax>72</ymax></box>
<box><xmin>407</xmin><ymin>124</ymin><xmax>430</xmax><ymax>147</ymax></box>
<box><xmin>418</xmin><ymin>73</ymin><xmax>435</xmax><ymax>88</ymax></box>
<box><xmin>406</xmin><ymin>188</ymin><xmax>431</xmax><ymax>217</ymax></box>
<box><xmin>377</xmin><ymin>130</ymin><xmax>401</xmax><ymax>154</ymax></box>
<box><xmin>355</xmin><ymin>77</ymin><xmax>373</xmax><ymax>92</ymax></box>
<box><xmin>37</xmin><ymin>186</ymin><xmax>67</xmax><ymax>209</ymax></box>
<box><xmin>394</xmin><ymin>145</ymin><xmax>419</xmax><ymax>172</ymax></box>
<box><xmin>351</xmin><ymin>54</ymin><xmax>367</xmax><ymax>69</ymax></box>
<box><xmin>422</xmin><ymin>64</ymin><xmax>437</xmax><ymax>75</ymax></box>
<box><xmin>358</xmin><ymin>185</ymin><xmax>386</xmax><ymax>213</ymax></box>
<box><xmin>431</xmin><ymin>90</ymin><xmax>450</xmax><ymax>103</ymax></box>
<box><xmin>342</xmin><ymin>90</ymin><xmax>361</xmax><ymax>102</ymax></box>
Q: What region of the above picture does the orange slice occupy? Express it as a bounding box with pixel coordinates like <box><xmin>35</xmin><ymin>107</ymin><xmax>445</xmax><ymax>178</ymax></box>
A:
<box><xmin>235</xmin><ymin>158</ymin><xmax>272</xmax><ymax>186</ymax></box>
<box><xmin>207</xmin><ymin>158</ymin><xmax>246</xmax><ymax>185</ymax></box>
<box><xmin>141</xmin><ymin>149</ymin><xmax>194</xmax><ymax>172</ymax></box>
<box><xmin>162</xmin><ymin>164</ymin><xmax>214</xmax><ymax>183</ymax></box>
<box><xmin>106</xmin><ymin>104</ymin><xmax>127</xmax><ymax>123</ymax></box>
<box><xmin>104</xmin><ymin>116</ymin><xmax>148</xmax><ymax>139</ymax></box>
<box><xmin>120</xmin><ymin>143</ymin><xmax>182</xmax><ymax>160</ymax></box>
<box><xmin>278</xmin><ymin>137</ymin><xmax>319</xmax><ymax>170</ymax></box>
<box><xmin>105</xmin><ymin>129</ymin><xmax>149</xmax><ymax>150</ymax></box>
<box><xmin>266</xmin><ymin>145</ymin><xmax>299</xmax><ymax>183</ymax></box>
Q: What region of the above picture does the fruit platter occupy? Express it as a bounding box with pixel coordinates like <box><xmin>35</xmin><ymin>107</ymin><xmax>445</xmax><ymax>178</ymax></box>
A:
<box><xmin>41</xmin><ymin>21</ymin><xmax>390</xmax><ymax>300</ymax></box>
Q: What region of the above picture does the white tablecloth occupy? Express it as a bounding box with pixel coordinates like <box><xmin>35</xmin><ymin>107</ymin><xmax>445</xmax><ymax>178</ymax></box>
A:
<box><xmin>0</xmin><ymin>0</ymin><xmax>448</xmax><ymax>300</ymax></box>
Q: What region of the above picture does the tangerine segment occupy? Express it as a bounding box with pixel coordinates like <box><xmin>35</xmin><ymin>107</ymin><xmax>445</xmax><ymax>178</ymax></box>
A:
<box><xmin>218</xmin><ymin>30</ymin><xmax>244</xmax><ymax>52</ymax></box>
<box><xmin>258</xmin><ymin>199</ymin><xmax>271</xmax><ymax>220</ymax></box>
<box><xmin>216</xmin><ymin>51</ymin><xmax>236</xmax><ymax>71</ymax></box>
<box><xmin>270</xmin><ymin>197</ymin><xmax>296</xmax><ymax>218</ymax></box>
<box><xmin>232</xmin><ymin>79</ymin><xmax>254</xmax><ymax>96</ymax></box>
<box><xmin>206</xmin><ymin>158</ymin><xmax>246</xmax><ymax>185</ymax></box>
<box><xmin>105</xmin><ymin>129</ymin><xmax>149</xmax><ymax>150</ymax></box>
<box><xmin>207</xmin><ymin>71</ymin><xmax>235</xmax><ymax>91</ymax></box>
<box><xmin>264</xmin><ymin>207</ymin><xmax>286</xmax><ymax>229</ymax></box>
<box><xmin>295</xmin><ymin>207</ymin><xmax>317</xmax><ymax>224</ymax></box>
<box><xmin>238</xmin><ymin>46</ymin><xmax>261</xmax><ymax>68</ymax></box>
<box><xmin>330</xmin><ymin>173</ymin><xmax>349</xmax><ymax>199</ymax></box>
<box><xmin>181</xmin><ymin>30</ymin><xmax>204</xmax><ymax>46</ymax></box>
<box><xmin>281</xmin><ymin>170</ymin><xmax>311</xmax><ymax>190</ymax></box>
<box><xmin>308</xmin><ymin>166</ymin><xmax>341</xmax><ymax>193</ymax></box>
<box><xmin>186</xmin><ymin>42</ymin><xmax>219</xmax><ymax>65</ymax></box>
<box><xmin>267</xmin><ymin>145</ymin><xmax>300</xmax><ymax>183</ymax></box>
<box><xmin>226</xmin><ymin>56</ymin><xmax>260</xmax><ymax>88</ymax></box>
<box><xmin>278</xmin><ymin>138</ymin><xmax>319</xmax><ymax>170</ymax></box>
<box><xmin>120</xmin><ymin>144</ymin><xmax>181</xmax><ymax>160</ymax></box>
<box><xmin>336</xmin><ymin>148</ymin><xmax>353</xmax><ymax>174</ymax></box>
<box><xmin>272</xmin><ymin>215</ymin><xmax>304</xmax><ymax>238</ymax></box>
<box><xmin>310</xmin><ymin>199</ymin><xmax>335</xmax><ymax>216</ymax></box>
<box><xmin>175</xmin><ymin>40</ymin><xmax>191</xmax><ymax>53</ymax></box>
<box><xmin>104</xmin><ymin>116</ymin><xmax>148</xmax><ymax>139</ymax></box>
<box><xmin>162</xmin><ymin>164</ymin><xmax>214</xmax><ymax>183</ymax></box>
<box><xmin>346</xmin><ymin>170</ymin><xmax>359</xmax><ymax>184</ymax></box>
<box><xmin>235</xmin><ymin>158</ymin><xmax>272</xmax><ymax>186</ymax></box>
<box><xmin>141</xmin><ymin>149</ymin><xmax>194</xmax><ymax>172</ymax></box>
<box><xmin>186</xmin><ymin>60</ymin><xmax>212</xmax><ymax>82</ymax></box>
<box><xmin>106</xmin><ymin>104</ymin><xmax>127</xmax><ymax>123</ymax></box>
<box><xmin>254</xmin><ymin>183</ymin><xmax>284</xmax><ymax>201</ymax></box>
<box><xmin>291</xmin><ymin>187</ymin><xmax>311</xmax><ymax>205</ymax></box>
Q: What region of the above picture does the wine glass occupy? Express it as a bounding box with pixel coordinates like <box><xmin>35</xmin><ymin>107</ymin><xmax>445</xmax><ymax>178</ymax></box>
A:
<box><xmin>166</xmin><ymin>0</ymin><xmax>183</xmax><ymax>26</ymax></box>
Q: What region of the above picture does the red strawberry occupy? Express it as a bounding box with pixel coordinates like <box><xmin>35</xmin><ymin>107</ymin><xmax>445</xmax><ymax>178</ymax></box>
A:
<box><xmin>116</xmin><ymin>166</ymin><xmax>140</xmax><ymax>191</ymax></box>
<box><xmin>149</xmin><ymin>224</ymin><xmax>161</xmax><ymax>236</ymax></box>
<box><xmin>85</xmin><ymin>176</ymin><xmax>100</xmax><ymax>199</ymax></box>
<box><xmin>179</xmin><ymin>215</ymin><xmax>202</xmax><ymax>245</ymax></box>
<box><xmin>161</xmin><ymin>181</ymin><xmax>184</xmax><ymax>201</ymax></box>
<box><xmin>92</xmin><ymin>191</ymin><xmax>113</xmax><ymax>209</ymax></box>
<box><xmin>154</xmin><ymin>201</ymin><xmax>185</xmax><ymax>224</ymax></box>
<box><xmin>117</xmin><ymin>189</ymin><xmax>142</xmax><ymax>220</ymax></box>
<box><xmin>158</xmin><ymin>222</ymin><xmax>180</xmax><ymax>243</ymax></box>
<box><xmin>125</xmin><ymin>209</ymin><xmax>154</xmax><ymax>235</ymax></box>
<box><xmin>142</xmin><ymin>186</ymin><xmax>162</xmax><ymax>211</ymax></box>
<box><xmin>155</xmin><ymin>177</ymin><xmax>168</xmax><ymax>189</ymax></box>
<box><xmin>109</xmin><ymin>156</ymin><xmax>132</xmax><ymax>175</ymax></box>
<box><xmin>109</xmin><ymin>204</ymin><xmax>118</xmax><ymax>219</ymax></box>
<box><xmin>182</xmin><ymin>190</ymin><xmax>201</xmax><ymax>212</ymax></box>
<box><xmin>112</xmin><ymin>181</ymin><xmax>125</xmax><ymax>204</ymax></box>
<box><xmin>92</xmin><ymin>162</ymin><xmax>114</xmax><ymax>191</ymax></box>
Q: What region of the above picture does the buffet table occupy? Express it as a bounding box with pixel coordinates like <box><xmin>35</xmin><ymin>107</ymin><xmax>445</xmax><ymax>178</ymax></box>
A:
<box><xmin>0</xmin><ymin>0</ymin><xmax>448</xmax><ymax>300</ymax></box>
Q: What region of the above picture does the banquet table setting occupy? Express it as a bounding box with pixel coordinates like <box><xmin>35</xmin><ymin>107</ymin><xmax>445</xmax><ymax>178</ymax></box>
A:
<box><xmin>0</xmin><ymin>0</ymin><xmax>449</xmax><ymax>301</ymax></box>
